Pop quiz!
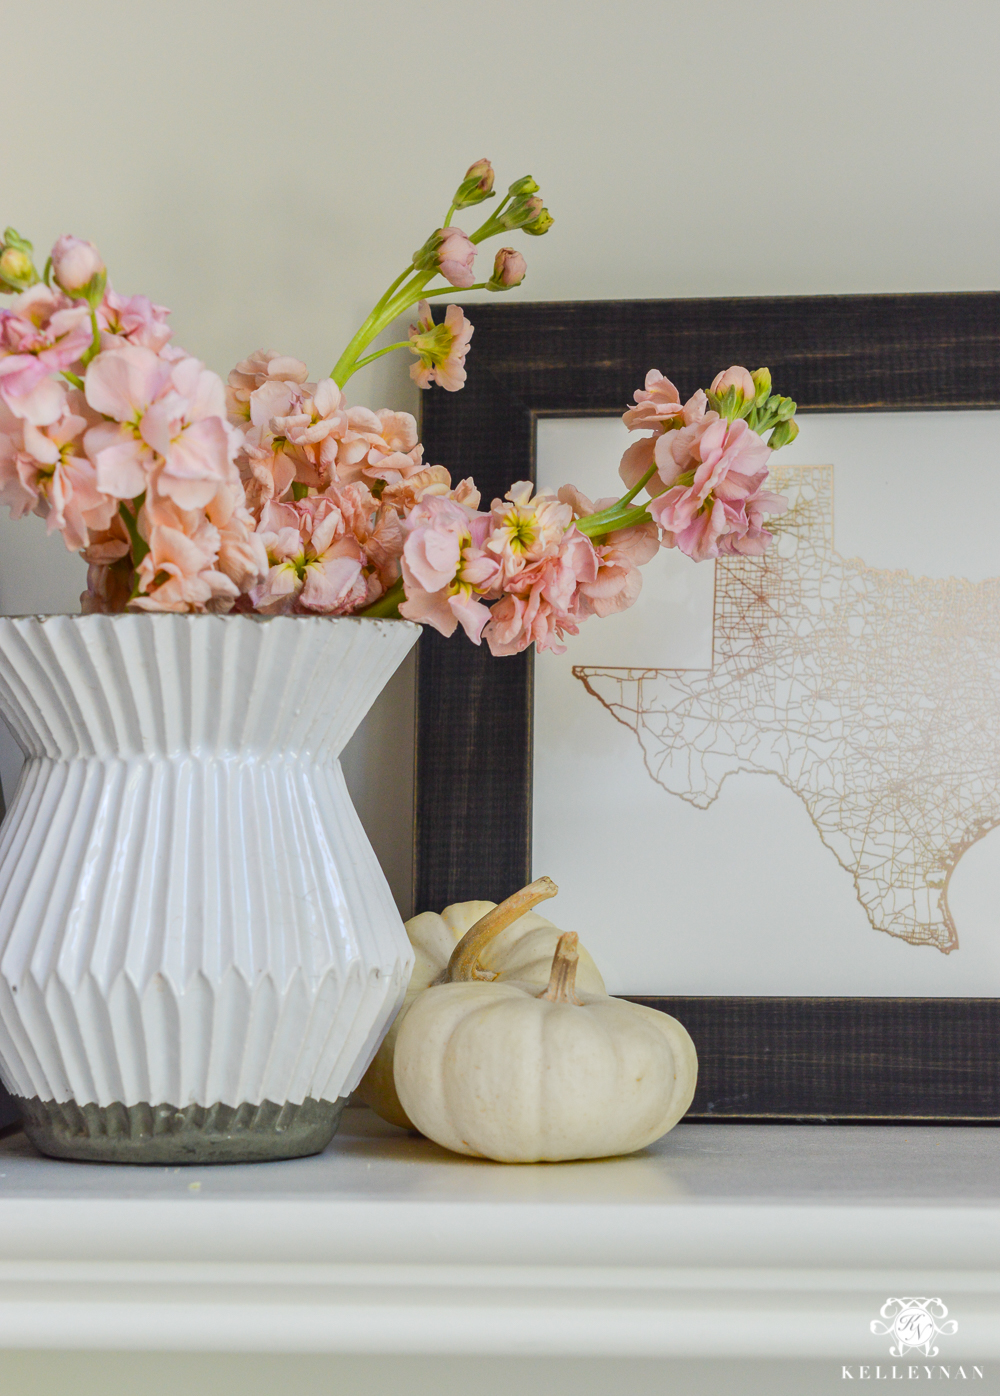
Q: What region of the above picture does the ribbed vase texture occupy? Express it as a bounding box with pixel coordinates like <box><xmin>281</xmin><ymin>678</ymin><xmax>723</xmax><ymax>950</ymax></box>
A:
<box><xmin>0</xmin><ymin>614</ymin><xmax>418</xmax><ymax>1159</ymax></box>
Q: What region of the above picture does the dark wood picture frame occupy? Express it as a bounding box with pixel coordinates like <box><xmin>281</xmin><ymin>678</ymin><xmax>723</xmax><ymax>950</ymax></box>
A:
<box><xmin>416</xmin><ymin>292</ymin><xmax>1000</xmax><ymax>1123</ymax></box>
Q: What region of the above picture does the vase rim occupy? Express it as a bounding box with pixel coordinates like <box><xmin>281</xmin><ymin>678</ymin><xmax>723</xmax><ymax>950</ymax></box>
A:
<box><xmin>0</xmin><ymin>612</ymin><xmax>421</xmax><ymax>631</ymax></box>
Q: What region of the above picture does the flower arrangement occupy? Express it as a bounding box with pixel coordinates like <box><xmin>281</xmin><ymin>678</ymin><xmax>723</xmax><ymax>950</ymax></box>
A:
<box><xmin>0</xmin><ymin>161</ymin><xmax>798</xmax><ymax>654</ymax></box>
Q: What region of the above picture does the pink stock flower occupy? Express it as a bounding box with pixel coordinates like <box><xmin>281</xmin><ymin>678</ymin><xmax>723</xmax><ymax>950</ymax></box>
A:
<box><xmin>83</xmin><ymin>344</ymin><xmax>172</xmax><ymax>495</ymax></box>
<box><xmin>225</xmin><ymin>350</ymin><xmax>310</xmax><ymax>427</ymax></box>
<box><xmin>557</xmin><ymin>485</ymin><xmax>659</xmax><ymax>618</ymax></box>
<box><xmin>250</xmin><ymin>497</ymin><xmax>367</xmax><ymax>615</ymax></box>
<box><xmin>227</xmin><ymin>352</ymin><xmax>327</xmax><ymax>503</ymax></box>
<box><xmin>335</xmin><ymin>406</ymin><xmax>423</xmax><ymax>486</ymax></box>
<box><xmin>481</xmin><ymin>525</ymin><xmax>598</xmax><ymax>657</ymax></box>
<box><xmin>434</xmin><ymin>227</ymin><xmax>477</xmax><ymax>289</ymax></box>
<box><xmin>622</xmin><ymin>370</ymin><xmax>685</xmax><ymax>432</ymax></box>
<box><xmin>408</xmin><ymin>302</ymin><xmax>474</xmax><ymax>392</ymax></box>
<box><xmin>618</xmin><ymin>388</ymin><xmax>708</xmax><ymax>495</ymax></box>
<box><xmin>98</xmin><ymin>287</ymin><xmax>172</xmax><ymax>353</ymax></box>
<box><xmin>0</xmin><ymin>392</ymin><xmax>116</xmax><ymax>552</ymax></box>
<box><xmin>399</xmin><ymin>496</ymin><xmax>500</xmax><ymax>642</ymax></box>
<box><xmin>132</xmin><ymin>521</ymin><xmax>239</xmax><ymax>613</ymax></box>
<box><xmin>715</xmin><ymin>486</ymin><xmax>788</xmax><ymax>557</ymax></box>
<box><xmin>486</xmin><ymin>481</ymin><xmax>574</xmax><ymax>586</ymax></box>
<box><xmin>649</xmin><ymin>412</ymin><xmax>776</xmax><ymax>560</ymax></box>
<box><xmin>84</xmin><ymin>346</ymin><xmax>236</xmax><ymax>509</ymax></box>
<box><xmin>0</xmin><ymin>285</ymin><xmax>92</xmax><ymax>424</ymax></box>
<box><xmin>480</xmin><ymin>487</ymin><xmax>601</xmax><ymax>656</ymax></box>
<box><xmin>50</xmin><ymin>236</ymin><xmax>105</xmax><ymax>296</ymax></box>
<box><xmin>380</xmin><ymin>465</ymin><xmax>481</xmax><ymax>515</ymax></box>
<box><xmin>271</xmin><ymin>378</ymin><xmax>348</xmax><ymax>489</ymax></box>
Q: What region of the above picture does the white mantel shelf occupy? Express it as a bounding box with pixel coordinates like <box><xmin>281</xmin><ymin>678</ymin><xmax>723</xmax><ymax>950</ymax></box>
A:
<box><xmin>0</xmin><ymin>1107</ymin><xmax>997</xmax><ymax>1359</ymax></box>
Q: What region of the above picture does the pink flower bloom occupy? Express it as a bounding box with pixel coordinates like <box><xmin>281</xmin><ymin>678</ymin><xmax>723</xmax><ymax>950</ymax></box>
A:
<box><xmin>98</xmin><ymin>287</ymin><xmax>172</xmax><ymax>353</ymax></box>
<box><xmin>0</xmin><ymin>392</ymin><xmax>116</xmax><ymax>552</ymax></box>
<box><xmin>557</xmin><ymin>485</ymin><xmax>658</xmax><ymax>618</ymax></box>
<box><xmin>132</xmin><ymin>522</ymin><xmax>239</xmax><ymax>613</ymax></box>
<box><xmin>434</xmin><ymin>227</ymin><xmax>477</xmax><ymax>289</ymax></box>
<box><xmin>0</xmin><ymin>285</ymin><xmax>92</xmax><ymax>424</ymax></box>
<box><xmin>250</xmin><ymin>497</ymin><xmax>367</xmax><ymax>615</ymax></box>
<box><xmin>486</xmin><ymin>481</ymin><xmax>573</xmax><ymax>586</ymax></box>
<box><xmin>238</xmin><ymin>425</ymin><xmax>297</xmax><ymax>514</ymax></box>
<box><xmin>335</xmin><ymin>406</ymin><xmax>423</xmax><ymax>486</ymax></box>
<box><xmin>85</xmin><ymin>346</ymin><xmax>235</xmax><ymax>510</ymax></box>
<box><xmin>618</xmin><ymin>388</ymin><xmax>708</xmax><ymax>495</ymax></box>
<box><xmin>408</xmin><ymin>302</ymin><xmax>474</xmax><ymax>392</ymax></box>
<box><xmin>51</xmin><ymin>235</ymin><xmax>105</xmax><ymax>296</ymax></box>
<box><xmin>482</xmin><ymin>515</ymin><xmax>600</xmax><ymax>657</ymax></box>
<box><xmin>83</xmin><ymin>344</ymin><xmax>172</xmax><ymax>496</ymax></box>
<box><xmin>380</xmin><ymin>464</ymin><xmax>481</xmax><ymax>515</ymax></box>
<box><xmin>399</xmin><ymin>496</ymin><xmax>500</xmax><ymax>642</ymax></box>
<box><xmin>225</xmin><ymin>350</ymin><xmax>309</xmax><ymax>427</ymax></box>
<box><xmin>140</xmin><ymin>356</ymin><xmax>237</xmax><ymax>510</ymax></box>
<box><xmin>622</xmin><ymin>370</ymin><xmax>684</xmax><ymax>431</ymax></box>
<box><xmin>715</xmin><ymin>486</ymin><xmax>788</xmax><ymax>557</ymax></box>
<box><xmin>649</xmin><ymin>413</ymin><xmax>774</xmax><ymax>560</ymax></box>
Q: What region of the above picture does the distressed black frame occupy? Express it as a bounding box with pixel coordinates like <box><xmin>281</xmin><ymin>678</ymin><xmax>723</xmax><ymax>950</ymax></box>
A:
<box><xmin>415</xmin><ymin>293</ymin><xmax>1000</xmax><ymax>1122</ymax></box>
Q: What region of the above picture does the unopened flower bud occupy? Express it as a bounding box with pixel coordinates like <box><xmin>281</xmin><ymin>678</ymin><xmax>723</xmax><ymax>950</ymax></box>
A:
<box><xmin>0</xmin><ymin>228</ymin><xmax>39</xmax><ymax>292</ymax></box>
<box><xmin>487</xmin><ymin>247</ymin><xmax>527</xmax><ymax>291</ymax></box>
<box><xmin>499</xmin><ymin>195</ymin><xmax>544</xmax><ymax>232</ymax></box>
<box><xmin>775</xmin><ymin>395</ymin><xmax>797</xmax><ymax>421</ymax></box>
<box><xmin>768</xmin><ymin>417</ymin><xmax>799</xmax><ymax>450</ymax></box>
<box><xmin>0</xmin><ymin>245</ymin><xmax>36</xmax><ymax>293</ymax></box>
<box><xmin>751</xmin><ymin>367</ymin><xmax>772</xmax><ymax>402</ymax></box>
<box><xmin>412</xmin><ymin>230</ymin><xmax>443</xmax><ymax>272</ymax></box>
<box><xmin>51</xmin><ymin>235</ymin><xmax>106</xmax><ymax>299</ymax></box>
<box><xmin>507</xmin><ymin>175</ymin><xmax>539</xmax><ymax>197</ymax></box>
<box><xmin>708</xmin><ymin>365</ymin><xmax>756</xmax><ymax>421</ymax></box>
<box><xmin>710</xmin><ymin>366</ymin><xmax>755</xmax><ymax>402</ymax></box>
<box><xmin>453</xmin><ymin>158</ymin><xmax>495</xmax><ymax>209</ymax></box>
<box><xmin>522</xmin><ymin>206</ymin><xmax>553</xmax><ymax>237</ymax></box>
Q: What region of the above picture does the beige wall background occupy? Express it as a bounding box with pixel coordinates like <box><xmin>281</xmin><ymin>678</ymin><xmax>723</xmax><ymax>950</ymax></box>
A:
<box><xmin>3</xmin><ymin>0</ymin><xmax>999</xmax><ymax>1389</ymax></box>
<box><xmin>5</xmin><ymin>0</ymin><xmax>1000</xmax><ymax>918</ymax></box>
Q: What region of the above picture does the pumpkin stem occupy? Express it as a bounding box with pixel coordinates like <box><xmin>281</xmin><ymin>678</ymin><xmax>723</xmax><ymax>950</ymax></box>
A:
<box><xmin>537</xmin><ymin>932</ymin><xmax>583</xmax><ymax>1005</ymax></box>
<box><xmin>445</xmin><ymin>876</ymin><xmax>559</xmax><ymax>983</ymax></box>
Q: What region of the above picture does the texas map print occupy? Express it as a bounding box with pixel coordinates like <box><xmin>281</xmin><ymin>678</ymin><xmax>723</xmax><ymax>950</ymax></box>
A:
<box><xmin>575</xmin><ymin>466</ymin><xmax>1000</xmax><ymax>953</ymax></box>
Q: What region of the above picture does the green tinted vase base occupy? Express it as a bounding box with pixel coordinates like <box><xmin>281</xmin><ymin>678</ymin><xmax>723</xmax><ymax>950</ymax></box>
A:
<box><xmin>15</xmin><ymin>1094</ymin><xmax>346</xmax><ymax>1164</ymax></box>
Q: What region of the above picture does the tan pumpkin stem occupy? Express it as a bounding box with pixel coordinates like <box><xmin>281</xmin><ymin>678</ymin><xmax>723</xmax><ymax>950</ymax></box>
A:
<box><xmin>537</xmin><ymin>932</ymin><xmax>583</xmax><ymax>1005</ymax></box>
<box><xmin>445</xmin><ymin>876</ymin><xmax>559</xmax><ymax>983</ymax></box>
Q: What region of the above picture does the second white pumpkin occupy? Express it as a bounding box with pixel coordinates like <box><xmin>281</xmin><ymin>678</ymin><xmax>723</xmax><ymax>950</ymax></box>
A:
<box><xmin>394</xmin><ymin>933</ymin><xmax>698</xmax><ymax>1162</ymax></box>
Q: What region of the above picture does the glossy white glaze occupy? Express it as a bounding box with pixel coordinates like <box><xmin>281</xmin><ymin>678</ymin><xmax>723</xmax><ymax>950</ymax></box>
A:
<box><xmin>0</xmin><ymin>613</ymin><xmax>418</xmax><ymax>1110</ymax></box>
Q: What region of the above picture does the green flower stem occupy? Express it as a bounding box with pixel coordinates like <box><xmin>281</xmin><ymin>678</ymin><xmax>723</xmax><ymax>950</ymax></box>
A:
<box><xmin>469</xmin><ymin>194</ymin><xmax>512</xmax><ymax>245</ymax></box>
<box><xmin>330</xmin><ymin>269</ymin><xmax>434</xmax><ymax>387</ymax></box>
<box><xmin>369</xmin><ymin>265</ymin><xmax>419</xmax><ymax>319</ymax></box>
<box><xmin>616</xmin><ymin>463</ymin><xmax>659</xmax><ymax>508</ymax></box>
<box><xmin>350</xmin><ymin>341</ymin><xmax>414</xmax><ymax>373</ymax></box>
<box><xmin>576</xmin><ymin>501</ymin><xmax>653</xmax><ymax>541</ymax></box>
<box><xmin>79</xmin><ymin>307</ymin><xmax>101</xmax><ymax>369</ymax></box>
<box><xmin>418</xmin><ymin>282</ymin><xmax>489</xmax><ymax>300</ymax></box>
<box><xmin>442</xmin><ymin>203</ymin><xmax>457</xmax><ymax>229</ymax></box>
<box><xmin>62</xmin><ymin>370</ymin><xmax>85</xmax><ymax>391</ymax></box>
<box><xmin>118</xmin><ymin>495</ymin><xmax>150</xmax><ymax>568</ymax></box>
<box><xmin>358</xmin><ymin>576</ymin><xmax>405</xmax><ymax>618</ymax></box>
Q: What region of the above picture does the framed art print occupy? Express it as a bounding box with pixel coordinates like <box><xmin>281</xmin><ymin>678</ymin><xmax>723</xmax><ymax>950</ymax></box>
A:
<box><xmin>415</xmin><ymin>293</ymin><xmax>1000</xmax><ymax>1121</ymax></box>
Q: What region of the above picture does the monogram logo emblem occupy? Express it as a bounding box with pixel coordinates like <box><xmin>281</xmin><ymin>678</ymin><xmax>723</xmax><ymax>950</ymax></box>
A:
<box><xmin>871</xmin><ymin>1298</ymin><xmax>958</xmax><ymax>1357</ymax></box>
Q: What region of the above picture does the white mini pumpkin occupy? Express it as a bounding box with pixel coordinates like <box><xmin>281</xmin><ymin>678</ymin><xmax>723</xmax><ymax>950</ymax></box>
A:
<box><xmin>393</xmin><ymin>932</ymin><xmax>698</xmax><ymax>1162</ymax></box>
<box><xmin>355</xmin><ymin>879</ymin><xmax>606</xmax><ymax>1129</ymax></box>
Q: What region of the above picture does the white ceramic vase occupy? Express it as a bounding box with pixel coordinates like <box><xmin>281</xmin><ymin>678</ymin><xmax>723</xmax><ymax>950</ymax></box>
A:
<box><xmin>0</xmin><ymin>612</ymin><xmax>419</xmax><ymax>1163</ymax></box>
